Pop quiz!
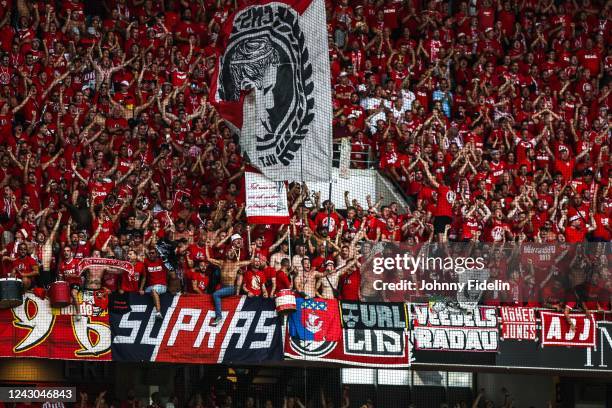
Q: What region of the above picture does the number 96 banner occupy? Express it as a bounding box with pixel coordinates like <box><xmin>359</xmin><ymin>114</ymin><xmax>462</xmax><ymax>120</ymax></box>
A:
<box><xmin>0</xmin><ymin>293</ymin><xmax>111</xmax><ymax>360</ymax></box>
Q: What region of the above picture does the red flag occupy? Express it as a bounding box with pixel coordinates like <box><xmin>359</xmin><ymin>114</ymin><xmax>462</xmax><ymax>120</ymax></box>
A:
<box><xmin>290</xmin><ymin>298</ymin><xmax>341</xmax><ymax>341</ymax></box>
<box><xmin>540</xmin><ymin>311</ymin><xmax>596</xmax><ymax>347</ymax></box>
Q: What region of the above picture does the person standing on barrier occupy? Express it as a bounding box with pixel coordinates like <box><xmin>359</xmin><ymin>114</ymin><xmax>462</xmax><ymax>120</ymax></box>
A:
<box><xmin>206</xmin><ymin>245</ymin><xmax>254</xmax><ymax>326</ymax></box>
<box><xmin>420</xmin><ymin>157</ymin><xmax>456</xmax><ymax>242</ymax></box>
<box><xmin>38</xmin><ymin>213</ymin><xmax>62</xmax><ymax>287</ymax></box>
<box><xmin>140</xmin><ymin>247</ymin><xmax>168</xmax><ymax>320</ymax></box>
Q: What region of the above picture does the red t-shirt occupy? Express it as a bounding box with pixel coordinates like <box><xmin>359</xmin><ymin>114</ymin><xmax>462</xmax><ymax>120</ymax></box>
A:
<box><xmin>92</xmin><ymin>218</ymin><xmax>115</xmax><ymax>250</ymax></box>
<box><xmin>577</xmin><ymin>49</ymin><xmax>601</xmax><ymax>76</ymax></box>
<box><xmin>262</xmin><ymin>266</ymin><xmax>276</xmax><ymax>282</ymax></box>
<box><xmin>88</xmin><ymin>179</ymin><xmax>115</xmax><ymax>205</ymax></box>
<box><xmin>243</xmin><ymin>269</ymin><xmax>266</xmax><ymax>296</ymax></box>
<box><xmin>593</xmin><ymin>213</ymin><xmax>611</xmax><ymax>241</ymax></box>
<box><xmin>11</xmin><ymin>256</ymin><xmax>38</xmax><ymax>279</ymax></box>
<box><xmin>188</xmin><ymin>243</ymin><xmax>208</xmax><ymax>263</ymax></box>
<box><xmin>186</xmin><ymin>270</ymin><xmax>210</xmax><ymax>293</ymax></box>
<box><xmin>382</xmin><ymin>4</ymin><xmax>399</xmax><ymax>29</ymax></box>
<box><xmin>314</xmin><ymin>211</ymin><xmax>341</xmax><ymax>237</ymax></box>
<box><xmin>275</xmin><ymin>270</ymin><xmax>291</xmax><ymax>291</ymax></box>
<box><xmin>121</xmin><ymin>261</ymin><xmax>144</xmax><ymax>293</ymax></box>
<box><xmin>143</xmin><ymin>259</ymin><xmax>167</xmax><ymax>287</ymax></box>
<box><xmin>340</xmin><ymin>269</ymin><xmax>361</xmax><ymax>301</ymax></box>
<box><xmin>71</xmin><ymin>242</ymin><xmax>92</xmax><ymax>259</ymax></box>
<box><xmin>58</xmin><ymin>257</ymin><xmax>80</xmax><ymax>286</ymax></box>
<box><xmin>262</xmin><ymin>266</ymin><xmax>277</xmax><ymax>294</ymax></box>
<box><xmin>565</xmin><ymin>225</ymin><xmax>587</xmax><ymax>243</ymax></box>
<box><xmin>554</xmin><ymin>157</ymin><xmax>575</xmax><ymax>182</ymax></box>
<box><xmin>434</xmin><ymin>185</ymin><xmax>455</xmax><ymax>217</ymax></box>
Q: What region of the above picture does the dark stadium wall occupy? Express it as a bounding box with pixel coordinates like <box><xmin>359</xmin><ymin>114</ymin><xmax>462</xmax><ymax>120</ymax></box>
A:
<box><xmin>477</xmin><ymin>373</ymin><xmax>554</xmax><ymax>407</ymax></box>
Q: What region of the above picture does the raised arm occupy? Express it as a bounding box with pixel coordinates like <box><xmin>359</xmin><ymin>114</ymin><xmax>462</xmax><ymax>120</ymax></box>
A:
<box><xmin>269</xmin><ymin>228</ymin><xmax>289</xmax><ymax>252</ymax></box>
<box><xmin>420</xmin><ymin>158</ymin><xmax>440</xmax><ymax>188</ymax></box>
<box><xmin>205</xmin><ymin>245</ymin><xmax>223</xmax><ymax>266</ymax></box>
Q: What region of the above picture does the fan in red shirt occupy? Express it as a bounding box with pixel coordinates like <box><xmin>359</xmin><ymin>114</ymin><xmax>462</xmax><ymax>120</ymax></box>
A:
<box><xmin>339</xmin><ymin>266</ymin><xmax>361</xmax><ymax>301</ymax></box>
<box><xmin>250</xmin><ymin>235</ymin><xmax>270</xmax><ymax>260</ymax></box>
<box><xmin>120</xmin><ymin>249</ymin><xmax>144</xmax><ymax>293</ymax></box>
<box><xmin>275</xmin><ymin>258</ymin><xmax>293</xmax><ymax>292</ymax></box>
<box><xmin>188</xmin><ymin>234</ymin><xmax>209</xmax><ymax>265</ymax></box>
<box><xmin>421</xmin><ymin>157</ymin><xmax>456</xmax><ymax>240</ymax></box>
<box><xmin>57</xmin><ymin>246</ymin><xmax>83</xmax><ymax>316</ymax></box>
<box><xmin>313</xmin><ymin>200</ymin><xmax>341</xmax><ymax>238</ymax></box>
<box><xmin>261</xmin><ymin>258</ymin><xmax>279</xmax><ymax>297</ymax></box>
<box><xmin>592</xmin><ymin>202</ymin><xmax>611</xmax><ymax>242</ymax></box>
<box><xmin>10</xmin><ymin>243</ymin><xmax>39</xmax><ymax>290</ymax></box>
<box><xmin>562</xmin><ymin>213</ymin><xmax>595</xmax><ymax>243</ymax></box>
<box><xmin>80</xmin><ymin>169</ymin><xmax>115</xmax><ymax>205</ymax></box>
<box><xmin>378</xmin><ymin>218</ymin><xmax>402</xmax><ymax>242</ymax></box>
<box><xmin>185</xmin><ymin>260</ymin><xmax>211</xmax><ymax>294</ymax></box>
<box><xmin>242</xmin><ymin>257</ymin><xmax>267</xmax><ymax>297</ymax></box>
<box><xmin>140</xmin><ymin>247</ymin><xmax>168</xmax><ymax>320</ymax></box>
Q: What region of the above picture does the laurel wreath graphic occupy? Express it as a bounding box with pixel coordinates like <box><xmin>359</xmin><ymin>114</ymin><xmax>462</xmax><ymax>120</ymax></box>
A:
<box><xmin>265</xmin><ymin>8</ymin><xmax>315</xmax><ymax>166</ymax></box>
<box><xmin>219</xmin><ymin>5</ymin><xmax>317</xmax><ymax>167</ymax></box>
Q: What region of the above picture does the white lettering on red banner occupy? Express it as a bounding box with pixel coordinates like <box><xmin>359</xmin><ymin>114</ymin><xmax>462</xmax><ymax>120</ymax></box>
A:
<box><xmin>500</xmin><ymin>306</ymin><xmax>537</xmax><ymax>341</ymax></box>
<box><xmin>540</xmin><ymin>311</ymin><xmax>596</xmax><ymax>348</ymax></box>
<box><xmin>0</xmin><ymin>294</ymin><xmax>111</xmax><ymax>360</ymax></box>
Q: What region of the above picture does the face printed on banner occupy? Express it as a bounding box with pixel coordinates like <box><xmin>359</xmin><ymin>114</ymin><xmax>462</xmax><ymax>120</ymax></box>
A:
<box><xmin>212</xmin><ymin>0</ymin><xmax>331</xmax><ymax>181</ymax></box>
<box><xmin>219</xmin><ymin>11</ymin><xmax>313</xmax><ymax>166</ymax></box>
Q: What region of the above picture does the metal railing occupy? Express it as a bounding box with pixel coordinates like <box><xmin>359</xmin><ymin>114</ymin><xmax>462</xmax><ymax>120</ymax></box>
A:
<box><xmin>332</xmin><ymin>140</ymin><xmax>377</xmax><ymax>169</ymax></box>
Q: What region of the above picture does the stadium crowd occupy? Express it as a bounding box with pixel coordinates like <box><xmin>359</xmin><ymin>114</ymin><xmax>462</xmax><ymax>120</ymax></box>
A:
<box><xmin>0</xmin><ymin>0</ymin><xmax>609</xmax><ymax>315</ymax></box>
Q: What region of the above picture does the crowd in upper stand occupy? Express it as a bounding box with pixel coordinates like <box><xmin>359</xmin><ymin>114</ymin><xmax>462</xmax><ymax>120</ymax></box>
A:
<box><xmin>0</xmin><ymin>0</ymin><xmax>609</xmax><ymax>310</ymax></box>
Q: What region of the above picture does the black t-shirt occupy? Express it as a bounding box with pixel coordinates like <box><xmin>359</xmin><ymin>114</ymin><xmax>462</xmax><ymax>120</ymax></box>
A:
<box><xmin>119</xmin><ymin>225</ymin><xmax>143</xmax><ymax>238</ymax></box>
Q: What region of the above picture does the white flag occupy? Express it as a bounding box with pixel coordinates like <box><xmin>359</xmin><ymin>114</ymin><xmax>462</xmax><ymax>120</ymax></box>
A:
<box><xmin>245</xmin><ymin>171</ymin><xmax>290</xmax><ymax>224</ymax></box>
<box><xmin>211</xmin><ymin>0</ymin><xmax>332</xmax><ymax>182</ymax></box>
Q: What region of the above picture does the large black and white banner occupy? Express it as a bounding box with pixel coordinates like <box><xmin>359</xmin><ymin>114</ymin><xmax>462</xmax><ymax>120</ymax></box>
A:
<box><xmin>340</xmin><ymin>301</ymin><xmax>409</xmax><ymax>331</ymax></box>
<box><xmin>412</xmin><ymin>304</ymin><xmax>499</xmax><ymax>352</ymax></box>
<box><xmin>211</xmin><ymin>0</ymin><xmax>332</xmax><ymax>182</ymax></box>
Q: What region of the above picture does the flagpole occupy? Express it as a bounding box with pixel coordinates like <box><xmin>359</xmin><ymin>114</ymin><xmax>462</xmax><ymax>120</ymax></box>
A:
<box><xmin>325</xmin><ymin>181</ymin><xmax>332</xmax><ymax>257</ymax></box>
<box><xmin>247</xmin><ymin>225</ymin><xmax>252</xmax><ymax>252</ymax></box>
<box><xmin>299</xmin><ymin>148</ymin><xmax>305</xmax><ymax>299</ymax></box>
<box><xmin>287</xmin><ymin>224</ymin><xmax>292</xmax><ymax>265</ymax></box>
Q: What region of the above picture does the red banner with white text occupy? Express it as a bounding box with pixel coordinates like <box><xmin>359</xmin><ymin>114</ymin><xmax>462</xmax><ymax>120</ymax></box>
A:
<box><xmin>500</xmin><ymin>306</ymin><xmax>537</xmax><ymax>341</ymax></box>
<box><xmin>540</xmin><ymin>311</ymin><xmax>596</xmax><ymax>348</ymax></box>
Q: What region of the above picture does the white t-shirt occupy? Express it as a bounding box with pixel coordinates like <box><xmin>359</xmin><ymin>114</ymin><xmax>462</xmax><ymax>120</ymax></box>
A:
<box><xmin>401</xmin><ymin>89</ymin><xmax>416</xmax><ymax>111</ymax></box>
